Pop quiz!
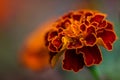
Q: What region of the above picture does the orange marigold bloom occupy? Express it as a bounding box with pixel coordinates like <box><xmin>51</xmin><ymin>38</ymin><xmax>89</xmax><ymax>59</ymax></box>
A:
<box><xmin>20</xmin><ymin>22</ymin><xmax>53</xmax><ymax>71</ymax></box>
<box><xmin>45</xmin><ymin>10</ymin><xmax>117</xmax><ymax>72</ymax></box>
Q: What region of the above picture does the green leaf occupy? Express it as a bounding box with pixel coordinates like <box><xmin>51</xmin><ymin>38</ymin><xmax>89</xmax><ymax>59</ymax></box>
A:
<box><xmin>51</xmin><ymin>50</ymin><xmax>65</xmax><ymax>68</ymax></box>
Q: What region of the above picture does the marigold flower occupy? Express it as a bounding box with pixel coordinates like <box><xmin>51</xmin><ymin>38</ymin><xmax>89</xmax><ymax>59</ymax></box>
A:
<box><xmin>45</xmin><ymin>10</ymin><xmax>117</xmax><ymax>72</ymax></box>
<box><xmin>20</xmin><ymin>22</ymin><xmax>54</xmax><ymax>71</ymax></box>
<box><xmin>20</xmin><ymin>10</ymin><xmax>117</xmax><ymax>72</ymax></box>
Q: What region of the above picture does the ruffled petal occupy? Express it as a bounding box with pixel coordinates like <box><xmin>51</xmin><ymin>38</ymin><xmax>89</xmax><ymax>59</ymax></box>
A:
<box><xmin>85</xmin><ymin>11</ymin><xmax>93</xmax><ymax>18</ymax></box>
<box><xmin>67</xmin><ymin>38</ymin><xmax>83</xmax><ymax>49</ymax></box>
<box><xmin>87</xmin><ymin>25</ymin><xmax>95</xmax><ymax>34</ymax></box>
<box><xmin>62</xmin><ymin>12</ymin><xmax>72</xmax><ymax>19</ymax></box>
<box><xmin>48</xmin><ymin>31</ymin><xmax>58</xmax><ymax>41</ymax></box>
<box><xmin>48</xmin><ymin>43</ymin><xmax>57</xmax><ymax>52</ymax></box>
<box><xmin>90</xmin><ymin>14</ymin><xmax>105</xmax><ymax>23</ymax></box>
<box><xmin>72</xmin><ymin>14</ymin><xmax>81</xmax><ymax>21</ymax></box>
<box><xmin>58</xmin><ymin>28</ymin><xmax>63</xmax><ymax>33</ymax></box>
<box><xmin>80</xmin><ymin>24</ymin><xmax>86</xmax><ymax>31</ymax></box>
<box><xmin>44</xmin><ymin>32</ymin><xmax>49</xmax><ymax>46</ymax></box>
<box><xmin>62</xmin><ymin>28</ymin><xmax>75</xmax><ymax>37</ymax></box>
<box><xmin>60</xmin><ymin>19</ymin><xmax>71</xmax><ymax>29</ymax></box>
<box><xmin>98</xmin><ymin>20</ymin><xmax>106</xmax><ymax>28</ymax></box>
<box><xmin>91</xmin><ymin>22</ymin><xmax>98</xmax><ymax>27</ymax></box>
<box><xmin>105</xmin><ymin>22</ymin><xmax>113</xmax><ymax>30</ymax></box>
<box><xmin>84</xmin><ymin>33</ymin><xmax>96</xmax><ymax>46</ymax></box>
<box><xmin>97</xmin><ymin>29</ymin><xmax>116</xmax><ymax>50</ymax></box>
<box><xmin>52</xmin><ymin>36</ymin><xmax>62</xmax><ymax>48</ymax></box>
<box><xmin>63</xmin><ymin>49</ymin><xmax>84</xmax><ymax>72</ymax></box>
<box><xmin>85</xmin><ymin>20</ymin><xmax>89</xmax><ymax>26</ymax></box>
<box><xmin>76</xmin><ymin>45</ymin><xmax>102</xmax><ymax>66</ymax></box>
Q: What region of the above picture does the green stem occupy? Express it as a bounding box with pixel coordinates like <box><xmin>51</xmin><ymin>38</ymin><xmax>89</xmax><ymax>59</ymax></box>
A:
<box><xmin>87</xmin><ymin>66</ymin><xmax>100</xmax><ymax>80</ymax></box>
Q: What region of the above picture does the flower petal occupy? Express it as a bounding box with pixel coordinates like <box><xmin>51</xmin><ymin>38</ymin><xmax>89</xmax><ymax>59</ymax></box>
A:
<box><xmin>48</xmin><ymin>31</ymin><xmax>58</xmax><ymax>41</ymax></box>
<box><xmin>90</xmin><ymin>14</ymin><xmax>105</xmax><ymax>23</ymax></box>
<box><xmin>52</xmin><ymin>36</ymin><xmax>62</xmax><ymax>48</ymax></box>
<box><xmin>62</xmin><ymin>12</ymin><xmax>72</xmax><ymax>19</ymax></box>
<box><xmin>98</xmin><ymin>20</ymin><xmax>106</xmax><ymax>28</ymax></box>
<box><xmin>85</xmin><ymin>20</ymin><xmax>89</xmax><ymax>26</ymax></box>
<box><xmin>91</xmin><ymin>22</ymin><xmax>98</xmax><ymax>27</ymax></box>
<box><xmin>60</xmin><ymin>19</ymin><xmax>71</xmax><ymax>29</ymax></box>
<box><xmin>105</xmin><ymin>22</ymin><xmax>113</xmax><ymax>30</ymax></box>
<box><xmin>76</xmin><ymin>45</ymin><xmax>102</xmax><ymax>66</ymax></box>
<box><xmin>84</xmin><ymin>33</ymin><xmax>96</xmax><ymax>46</ymax></box>
<box><xmin>44</xmin><ymin>32</ymin><xmax>49</xmax><ymax>46</ymax></box>
<box><xmin>85</xmin><ymin>11</ymin><xmax>93</xmax><ymax>18</ymax></box>
<box><xmin>58</xmin><ymin>28</ymin><xmax>63</xmax><ymax>33</ymax></box>
<box><xmin>48</xmin><ymin>43</ymin><xmax>57</xmax><ymax>52</ymax></box>
<box><xmin>80</xmin><ymin>24</ymin><xmax>86</xmax><ymax>31</ymax></box>
<box><xmin>63</xmin><ymin>49</ymin><xmax>84</xmax><ymax>72</ymax></box>
<box><xmin>72</xmin><ymin>14</ymin><xmax>81</xmax><ymax>21</ymax></box>
<box><xmin>97</xmin><ymin>29</ymin><xmax>116</xmax><ymax>50</ymax></box>
<box><xmin>67</xmin><ymin>38</ymin><xmax>83</xmax><ymax>49</ymax></box>
<box><xmin>87</xmin><ymin>25</ymin><xmax>95</xmax><ymax>34</ymax></box>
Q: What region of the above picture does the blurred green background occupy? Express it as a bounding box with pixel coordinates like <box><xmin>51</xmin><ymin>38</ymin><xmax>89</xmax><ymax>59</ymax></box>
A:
<box><xmin>0</xmin><ymin>0</ymin><xmax>120</xmax><ymax>80</ymax></box>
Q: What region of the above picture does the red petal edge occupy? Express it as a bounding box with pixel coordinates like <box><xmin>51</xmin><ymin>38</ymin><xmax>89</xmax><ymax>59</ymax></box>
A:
<box><xmin>63</xmin><ymin>49</ymin><xmax>84</xmax><ymax>72</ymax></box>
<box><xmin>98</xmin><ymin>20</ymin><xmax>107</xmax><ymax>28</ymax></box>
<box><xmin>76</xmin><ymin>45</ymin><xmax>102</xmax><ymax>66</ymax></box>
<box><xmin>52</xmin><ymin>36</ymin><xmax>62</xmax><ymax>48</ymax></box>
<box><xmin>72</xmin><ymin>14</ymin><xmax>81</xmax><ymax>21</ymax></box>
<box><xmin>87</xmin><ymin>25</ymin><xmax>95</xmax><ymax>34</ymax></box>
<box><xmin>97</xmin><ymin>29</ymin><xmax>116</xmax><ymax>50</ymax></box>
<box><xmin>48</xmin><ymin>31</ymin><xmax>58</xmax><ymax>41</ymax></box>
<box><xmin>48</xmin><ymin>43</ymin><xmax>57</xmax><ymax>52</ymax></box>
<box><xmin>67</xmin><ymin>38</ymin><xmax>83</xmax><ymax>49</ymax></box>
<box><xmin>90</xmin><ymin>14</ymin><xmax>105</xmax><ymax>23</ymax></box>
<box><xmin>44</xmin><ymin>32</ymin><xmax>49</xmax><ymax>46</ymax></box>
<box><xmin>105</xmin><ymin>22</ymin><xmax>113</xmax><ymax>30</ymax></box>
<box><xmin>84</xmin><ymin>33</ymin><xmax>96</xmax><ymax>46</ymax></box>
<box><xmin>80</xmin><ymin>24</ymin><xmax>86</xmax><ymax>31</ymax></box>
